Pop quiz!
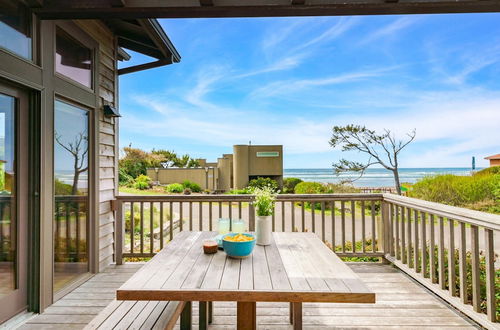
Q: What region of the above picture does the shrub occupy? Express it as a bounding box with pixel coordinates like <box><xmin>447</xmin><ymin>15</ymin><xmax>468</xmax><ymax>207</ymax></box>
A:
<box><xmin>132</xmin><ymin>174</ymin><xmax>151</xmax><ymax>190</ymax></box>
<box><xmin>165</xmin><ymin>183</ymin><xmax>184</xmax><ymax>193</ymax></box>
<box><xmin>325</xmin><ymin>183</ymin><xmax>360</xmax><ymax>193</ymax></box>
<box><xmin>283</xmin><ymin>177</ymin><xmax>303</xmax><ymax>193</ymax></box>
<box><xmin>55</xmin><ymin>179</ymin><xmax>73</xmax><ymax>195</ymax></box>
<box><xmin>294</xmin><ymin>181</ymin><xmax>326</xmax><ymax>194</ymax></box>
<box><xmin>226</xmin><ymin>189</ymin><xmax>250</xmax><ymax>195</ymax></box>
<box><xmin>119</xmin><ymin>167</ymin><xmax>134</xmax><ymax>187</ymax></box>
<box><xmin>182</xmin><ymin>180</ymin><xmax>201</xmax><ymax>193</ymax></box>
<box><xmin>247</xmin><ymin>177</ymin><xmax>279</xmax><ymax>192</ymax></box>
<box><xmin>183</xmin><ymin>187</ymin><xmax>192</xmax><ymax>195</ymax></box>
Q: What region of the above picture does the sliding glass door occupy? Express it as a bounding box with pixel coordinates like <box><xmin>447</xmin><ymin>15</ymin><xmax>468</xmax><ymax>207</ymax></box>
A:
<box><xmin>53</xmin><ymin>100</ymin><xmax>90</xmax><ymax>293</ymax></box>
<box><xmin>0</xmin><ymin>84</ymin><xmax>28</xmax><ymax>323</ymax></box>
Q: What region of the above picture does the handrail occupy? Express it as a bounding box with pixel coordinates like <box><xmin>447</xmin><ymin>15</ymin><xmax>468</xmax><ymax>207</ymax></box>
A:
<box><xmin>383</xmin><ymin>193</ymin><xmax>500</xmax><ymax>231</ymax></box>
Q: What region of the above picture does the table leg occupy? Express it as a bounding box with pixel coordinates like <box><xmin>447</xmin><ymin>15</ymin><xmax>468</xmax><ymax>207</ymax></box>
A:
<box><xmin>236</xmin><ymin>301</ymin><xmax>256</xmax><ymax>330</ymax></box>
<box><xmin>289</xmin><ymin>302</ymin><xmax>293</xmax><ymax>324</ymax></box>
<box><xmin>180</xmin><ymin>301</ymin><xmax>192</xmax><ymax>330</ymax></box>
<box><xmin>292</xmin><ymin>302</ymin><xmax>302</xmax><ymax>330</ymax></box>
<box><xmin>199</xmin><ymin>301</ymin><xmax>208</xmax><ymax>330</ymax></box>
<box><xmin>208</xmin><ymin>301</ymin><xmax>213</xmax><ymax>324</ymax></box>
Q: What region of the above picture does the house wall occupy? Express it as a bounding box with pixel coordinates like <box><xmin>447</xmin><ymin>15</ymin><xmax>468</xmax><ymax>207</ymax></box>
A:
<box><xmin>75</xmin><ymin>20</ymin><xmax>118</xmax><ymax>271</ymax></box>
<box><xmin>233</xmin><ymin>145</ymin><xmax>283</xmax><ymax>189</ymax></box>
<box><xmin>146</xmin><ymin>168</ymin><xmax>218</xmax><ymax>190</ymax></box>
<box><xmin>489</xmin><ymin>159</ymin><xmax>500</xmax><ymax>167</ymax></box>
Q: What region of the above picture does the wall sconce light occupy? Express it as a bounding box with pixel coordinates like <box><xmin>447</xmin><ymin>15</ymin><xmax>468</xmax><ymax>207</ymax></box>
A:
<box><xmin>103</xmin><ymin>105</ymin><xmax>121</xmax><ymax>118</ymax></box>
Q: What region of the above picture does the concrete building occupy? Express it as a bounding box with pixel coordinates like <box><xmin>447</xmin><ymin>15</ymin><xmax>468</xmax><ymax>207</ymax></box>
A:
<box><xmin>147</xmin><ymin>144</ymin><xmax>283</xmax><ymax>191</ymax></box>
<box><xmin>484</xmin><ymin>154</ymin><xmax>500</xmax><ymax>167</ymax></box>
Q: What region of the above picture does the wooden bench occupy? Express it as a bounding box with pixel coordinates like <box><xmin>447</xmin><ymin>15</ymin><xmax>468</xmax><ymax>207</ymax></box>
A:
<box><xmin>84</xmin><ymin>299</ymin><xmax>186</xmax><ymax>329</ymax></box>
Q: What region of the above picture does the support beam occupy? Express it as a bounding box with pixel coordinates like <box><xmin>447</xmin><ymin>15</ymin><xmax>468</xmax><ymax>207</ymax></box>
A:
<box><xmin>118</xmin><ymin>59</ymin><xmax>171</xmax><ymax>75</ymax></box>
<box><xmin>32</xmin><ymin>0</ymin><xmax>500</xmax><ymax>19</ymax></box>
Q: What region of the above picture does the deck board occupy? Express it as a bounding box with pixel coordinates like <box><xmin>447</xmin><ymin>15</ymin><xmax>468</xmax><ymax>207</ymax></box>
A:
<box><xmin>18</xmin><ymin>263</ymin><xmax>476</xmax><ymax>329</ymax></box>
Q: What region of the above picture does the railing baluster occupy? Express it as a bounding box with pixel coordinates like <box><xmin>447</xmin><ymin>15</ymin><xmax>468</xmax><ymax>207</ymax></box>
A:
<box><xmin>341</xmin><ymin>201</ymin><xmax>346</xmax><ymax>253</ymax></box>
<box><xmin>459</xmin><ymin>221</ymin><xmax>467</xmax><ymax>303</ymax></box>
<box><xmin>238</xmin><ymin>201</ymin><xmax>242</xmax><ymax>219</ymax></box>
<box><xmin>438</xmin><ymin>216</ymin><xmax>445</xmax><ymax>290</ymax></box>
<box><xmin>407</xmin><ymin>208</ymin><xmax>412</xmax><ymax>267</ymax></box>
<box><xmin>389</xmin><ymin>203</ymin><xmax>395</xmax><ymax>257</ymax></box>
<box><xmin>130</xmin><ymin>202</ymin><xmax>134</xmax><ymax>254</ymax></box>
<box><xmin>301</xmin><ymin>202</ymin><xmax>305</xmax><ymax>232</ymax></box>
<box><xmin>199</xmin><ymin>202</ymin><xmax>203</xmax><ymax>231</ymax></box>
<box><xmin>65</xmin><ymin>202</ymin><xmax>71</xmax><ymax>260</ymax></box>
<box><xmin>420</xmin><ymin>211</ymin><xmax>427</xmax><ymax>276</ymax></box>
<box><xmin>395</xmin><ymin>205</ymin><xmax>400</xmax><ymax>259</ymax></box>
<box><xmin>401</xmin><ymin>207</ymin><xmax>406</xmax><ymax>264</ymax></box>
<box><xmin>448</xmin><ymin>219</ymin><xmax>456</xmax><ymax>296</ymax></box>
<box><xmin>291</xmin><ymin>201</ymin><xmax>295</xmax><ymax>232</ymax></box>
<box><xmin>321</xmin><ymin>201</ymin><xmax>326</xmax><ymax>242</ymax></box>
<box><xmin>351</xmin><ymin>201</ymin><xmax>355</xmax><ymax>252</ymax></box>
<box><xmin>229</xmin><ymin>202</ymin><xmax>233</xmax><ymax>231</ymax></box>
<box><xmin>140</xmin><ymin>202</ymin><xmax>144</xmax><ymax>254</ymax></box>
<box><xmin>470</xmin><ymin>225</ymin><xmax>480</xmax><ymax>312</ymax></box>
<box><xmin>371</xmin><ymin>201</ymin><xmax>376</xmax><ymax>253</ymax></box>
<box><xmin>429</xmin><ymin>214</ymin><xmax>436</xmax><ymax>283</ymax></box>
<box><xmin>159</xmin><ymin>202</ymin><xmax>164</xmax><ymax>250</ymax></box>
<box><xmin>414</xmin><ymin>209</ymin><xmax>419</xmax><ymax>272</ymax></box>
<box><xmin>218</xmin><ymin>201</ymin><xmax>222</xmax><ymax>218</ymax></box>
<box><xmin>179</xmin><ymin>202</ymin><xmax>183</xmax><ymax>232</ymax></box>
<box><xmin>311</xmin><ymin>202</ymin><xmax>316</xmax><ymax>233</ymax></box>
<box><xmin>209</xmin><ymin>202</ymin><xmax>213</xmax><ymax>231</ymax></box>
<box><xmin>361</xmin><ymin>201</ymin><xmax>366</xmax><ymax>254</ymax></box>
<box><xmin>150</xmin><ymin>202</ymin><xmax>154</xmax><ymax>255</ymax></box>
<box><xmin>484</xmin><ymin>228</ymin><xmax>496</xmax><ymax>322</ymax></box>
<box><xmin>169</xmin><ymin>202</ymin><xmax>173</xmax><ymax>241</ymax></box>
<box><xmin>76</xmin><ymin>202</ymin><xmax>80</xmax><ymax>261</ymax></box>
<box><xmin>331</xmin><ymin>201</ymin><xmax>335</xmax><ymax>248</ymax></box>
<box><xmin>282</xmin><ymin>201</ymin><xmax>285</xmax><ymax>232</ymax></box>
<box><xmin>271</xmin><ymin>204</ymin><xmax>275</xmax><ymax>232</ymax></box>
<box><xmin>189</xmin><ymin>201</ymin><xmax>193</xmax><ymax>231</ymax></box>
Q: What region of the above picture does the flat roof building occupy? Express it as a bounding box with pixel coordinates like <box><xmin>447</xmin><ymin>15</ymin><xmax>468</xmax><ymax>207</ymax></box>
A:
<box><xmin>484</xmin><ymin>154</ymin><xmax>500</xmax><ymax>167</ymax></box>
<box><xmin>147</xmin><ymin>144</ymin><xmax>283</xmax><ymax>192</ymax></box>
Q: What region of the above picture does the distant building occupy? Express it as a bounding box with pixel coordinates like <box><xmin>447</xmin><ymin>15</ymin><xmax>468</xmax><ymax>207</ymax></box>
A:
<box><xmin>484</xmin><ymin>154</ymin><xmax>500</xmax><ymax>167</ymax></box>
<box><xmin>147</xmin><ymin>144</ymin><xmax>283</xmax><ymax>192</ymax></box>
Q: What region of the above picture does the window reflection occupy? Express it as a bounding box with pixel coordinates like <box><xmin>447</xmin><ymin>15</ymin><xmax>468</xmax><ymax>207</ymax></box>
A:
<box><xmin>55</xmin><ymin>27</ymin><xmax>92</xmax><ymax>88</ymax></box>
<box><xmin>0</xmin><ymin>0</ymin><xmax>32</xmax><ymax>60</ymax></box>
<box><xmin>54</xmin><ymin>100</ymin><xmax>89</xmax><ymax>292</ymax></box>
<box><xmin>0</xmin><ymin>93</ymin><xmax>16</xmax><ymax>298</ymax></box>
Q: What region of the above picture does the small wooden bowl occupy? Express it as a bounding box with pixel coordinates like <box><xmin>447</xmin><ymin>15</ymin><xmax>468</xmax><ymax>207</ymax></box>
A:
<box><xmin>203</xmin><ymin>240</ymin><xmax>218</xmax><ymax>254</ymax></box>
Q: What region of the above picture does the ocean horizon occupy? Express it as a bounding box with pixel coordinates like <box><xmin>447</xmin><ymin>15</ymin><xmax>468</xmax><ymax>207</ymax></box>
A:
<box><xmin>284</xmin><ymin>168</ymin><xmax>479</xmax><ymax>188</ymax></box>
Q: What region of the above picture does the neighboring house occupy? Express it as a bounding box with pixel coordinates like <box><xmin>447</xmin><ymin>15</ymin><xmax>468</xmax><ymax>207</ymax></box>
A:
<box><xmin>0</xmin><ymin>1</ymin><xmax>179</xmax><ymax>322</ymax></box>
<box><xmin>484</xmin><ymin>154</ymin><xmax>500</xmax><ymax>167</ymax></box>
<box><xmin>146</xmin><ymin>144</ymin><xmax>284</xmax><ymax>191</ymax></box>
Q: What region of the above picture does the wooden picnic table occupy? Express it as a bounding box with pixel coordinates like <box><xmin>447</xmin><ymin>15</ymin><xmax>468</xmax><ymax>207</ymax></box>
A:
<box><xmin>117</xmin><ymin>231</ymin><xmax>375</xmax><ymax>329</ymax></box>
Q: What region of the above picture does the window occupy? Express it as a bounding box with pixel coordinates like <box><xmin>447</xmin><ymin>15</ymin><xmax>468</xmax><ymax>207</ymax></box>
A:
<box><xmin>0</xmin><ymin>0</ymin><xmax>32</xmax><ymax>60</ymax></box>
<box><xmin>55</xmin><ymin>27</ymin><xmax>93</xmax><ymax>88</ymax></box>
<box><xmin>53</xmin><ymin>100</ymin><xmax>90</xmax><ymax>292</ymax></box>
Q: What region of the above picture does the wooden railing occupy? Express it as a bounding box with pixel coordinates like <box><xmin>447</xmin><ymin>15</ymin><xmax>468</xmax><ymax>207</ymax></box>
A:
<box><xmin>113</xmin><ymin>193</ymin><xmax>499</xmax><ymax>327</ymax></box>
<box><xmin>0</xmin><ymin>196</ymin><xmax>13</xmax><ymax>263</ymax></box>
<box><xmin>54</xmin><ymin>195</ymin><xmax>88</xmax><ymax>262</ymax></box>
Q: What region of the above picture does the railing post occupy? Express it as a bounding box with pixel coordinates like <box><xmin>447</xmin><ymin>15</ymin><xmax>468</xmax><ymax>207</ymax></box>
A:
<box><xmin>248</xmin><ymin>197</ymin><xmax>255</xmax><ymax>232</ymax></box>
<box><xmin>380</xmin><ymin>200</ymin><xmax>389</xmax><ymax>256</ymax></box>
<box><xmin>114</xmin><ymin>199</ymin><xmax>124</xmax><ymax>265</ymax></box>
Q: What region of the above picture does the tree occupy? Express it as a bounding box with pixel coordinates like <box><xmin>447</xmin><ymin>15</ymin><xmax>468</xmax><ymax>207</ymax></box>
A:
<box><xmin>55</xmin><ymin>132</ymin><xmax>88</xmax><ymax>196</ymax></box>
<box><xmin>329</xmin><ymin>125</ymin><xmax>416</xmax><ymax>195</ymax></box>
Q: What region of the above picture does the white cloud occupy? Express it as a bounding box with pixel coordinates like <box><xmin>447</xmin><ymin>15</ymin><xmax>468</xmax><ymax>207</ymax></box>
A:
<box><xmin>358</xmin><ymin>17</ymin><xmax>419</xmax><ymax>45</ymax></box>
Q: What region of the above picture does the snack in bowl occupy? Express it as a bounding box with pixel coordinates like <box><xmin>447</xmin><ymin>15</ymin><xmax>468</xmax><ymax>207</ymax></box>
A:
<box><xmin>222</xmin><ymin>233</ymin><xmax>256</xmax><ymax>258</ymax></box>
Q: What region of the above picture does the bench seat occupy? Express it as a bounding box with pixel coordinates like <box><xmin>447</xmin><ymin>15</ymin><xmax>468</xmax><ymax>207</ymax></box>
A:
<box><xmin>84</xmin><ymin>300</ymin><xmax>185</xmax><ymax>330</ymax></box>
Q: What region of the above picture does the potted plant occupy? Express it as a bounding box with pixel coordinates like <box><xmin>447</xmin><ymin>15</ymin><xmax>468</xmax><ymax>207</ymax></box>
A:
<box><xmin>252</xmin><ymin>186</ymin><xmax>277</xmax><ymax>246</ymax></box>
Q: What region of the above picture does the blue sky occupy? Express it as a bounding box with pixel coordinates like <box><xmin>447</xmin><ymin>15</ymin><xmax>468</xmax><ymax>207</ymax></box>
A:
<box><xmin>119</xmin><ymin>14</ymin><xmax>500</xmax><ymax>169</ymax></box>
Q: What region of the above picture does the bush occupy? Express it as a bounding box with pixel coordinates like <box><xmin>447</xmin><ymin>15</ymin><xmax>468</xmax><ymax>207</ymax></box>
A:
<box><xmin>283</xmin><ymin>177</ymin><xmax>303</xmax><ymax>193</ymax></box>
<box><xmin>132</xmin><ymin>174</ymin><xmax>151</xmax><ymax>190</ymax></box>
<box><xmin>165</xmin><ymin>183</ymin><xmax>184</xmax><ymax>193</ymax></box>
<box><xmin>226</xmin><ymin>189</ymin><xmax>250</xmax><ymax>195</ymax></box>
<box><xmin>119</xmin><ymin>167</ymin><xmax>134</xmax><ymax>187</ymax></box>
<box><xmin>55</xmin><ymin>179</ymin><xmax>73</xmax><ymax>195</ymax></box>
<box><xmin>294</xmin><ymin>181</ymin><xmax>326</xmax><ymax>194</ymax></box>
<box><xmin>247</xmin><ymin>177</ymin><xmax>279</xmax><ymax>192</ymax></box>
<box><xmin>325</xmin><ymin>183</ymin><xmax>360</xmax><ymax>193</ymax></box>
<box><xmin>183</xmin><ymin>187</ymin><xmax>192</xmax><ymax>195</ymax></box>
<box><xmin>182</xmin><ymin>180</ymin><xmax>201</xmax><ymax>193</ymax></box>
<box><xmin>410</xmin><ymin>173</ymin><xmax>500</xmax><ymax>214</ymax></box>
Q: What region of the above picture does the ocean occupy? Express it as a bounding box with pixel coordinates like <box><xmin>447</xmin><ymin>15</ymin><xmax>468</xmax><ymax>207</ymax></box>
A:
<box><xmin>284</xmin><ymin>168</ymin><xmax>477</xmax><ymax>187</ymax></box>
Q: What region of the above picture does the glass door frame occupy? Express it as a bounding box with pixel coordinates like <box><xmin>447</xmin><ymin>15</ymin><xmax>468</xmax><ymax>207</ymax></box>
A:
<box><xmin>0</xmin><ymin>83</ymin><xmax>29</xmax><ymax>324</ymax></box>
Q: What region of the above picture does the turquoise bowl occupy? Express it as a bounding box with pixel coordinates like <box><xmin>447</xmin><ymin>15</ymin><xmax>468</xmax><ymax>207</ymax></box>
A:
<box><xmin>222</xmin><ymin>233</ymin><xmax>256</xmax><ymax>258</ymax></box>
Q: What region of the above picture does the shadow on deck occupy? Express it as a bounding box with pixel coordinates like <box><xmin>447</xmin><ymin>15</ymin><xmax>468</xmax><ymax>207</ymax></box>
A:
<box><xmin>18</xmin><ymin>263</ymin><xmax>477</xmax><ymax>329</ymax></box>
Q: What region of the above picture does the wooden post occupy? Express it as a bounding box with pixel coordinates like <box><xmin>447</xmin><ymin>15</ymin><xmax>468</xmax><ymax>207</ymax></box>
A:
<box><xmin>379</xmin><ymin>201</ymin><xmax>389</xmax><ymax>255</ymax></box>
<box><xmin>114</xmin><ymin>199</ymin><xmax>124</xmax><ymax>265</ymax></box>
<box><xmin>484</xmin><ymin>229</ymin><xmax>497</xmax><ymax>322</ymax></box>
<box><xmin>237</xmin><ymin>302</ymin><xmax>256</xmax><ymax>330</ymax></box>
<box><xmin>292</xmin><ymin>302</ymin><xmax>302</xmax><ymax>330</ymax></box>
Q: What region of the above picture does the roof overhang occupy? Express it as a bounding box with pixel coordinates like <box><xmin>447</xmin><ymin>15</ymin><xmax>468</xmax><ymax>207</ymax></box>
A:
<box><xmin>485</xmin><ymin>154</ymin><xmax>500</xmax><ymax>160</ymax></box>
<box><xmin>32</xmin><ymin>0</ymin><xmax>500</xmax><ymax>19</ymax></box>
<box><xmin>105</xmin><ymin>18</ymin><xmax>181</xmax><ymax>74</ymax></box>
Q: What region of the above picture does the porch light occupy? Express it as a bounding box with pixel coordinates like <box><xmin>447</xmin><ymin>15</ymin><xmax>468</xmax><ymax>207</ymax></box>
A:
<box><xmin>103</xmin><ymin>104</ymin><xmax>121</xmax><ymax>117</ymax></box>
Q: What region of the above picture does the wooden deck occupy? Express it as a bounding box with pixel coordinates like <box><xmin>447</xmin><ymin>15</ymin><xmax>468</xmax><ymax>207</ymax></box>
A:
<box><xmin>17</xmin><ymin>263</ymin><xmax>477</xmax><ymax>329</ymax></box>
